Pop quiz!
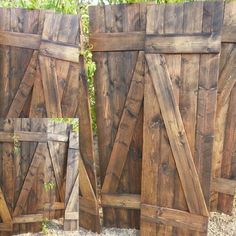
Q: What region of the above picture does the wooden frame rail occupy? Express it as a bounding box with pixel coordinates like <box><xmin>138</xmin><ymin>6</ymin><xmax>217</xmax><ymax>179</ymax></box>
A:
<box><xmin>0</xmin><ymin>31</ymin><xmax>79</xmax><ymax>63</ymax></box>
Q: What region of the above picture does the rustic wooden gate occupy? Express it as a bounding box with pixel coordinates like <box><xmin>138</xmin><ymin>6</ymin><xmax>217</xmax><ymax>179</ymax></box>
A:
<box><xmin>90</xmin><ymin>4</ymin><xmax>145</xmax><ymax>228</ymax></box>
<box><xmin>0</xmin><ymin>119</ymin><xmax>79</xmax><ymax>235</ymax></box>
<box><xmin>0</xmin><ymin>8</ymin><xmax>80</xmax><ymax>118</ymax></box>
<box><xmin>90</xmin><ymin>1</ymin><xmax>225</xmax><ymax>234</ymax></box>
<box><xmin>141</xmin><ymin>2</ymin><xmax>223</xmax><ymax>235</ymax></box>
<box><xmin>211</xmin><ymin>2</ymin><xmax>236</xmax><ymax>215</ymax></box>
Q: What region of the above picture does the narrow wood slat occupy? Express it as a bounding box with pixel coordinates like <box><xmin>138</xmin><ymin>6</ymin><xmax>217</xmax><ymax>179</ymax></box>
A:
<box><xmin>0</xmin><ymin>131</ymin><xmax>68</xmax><ymax>142</ymax></box>
<box><xmin>211</xmin><ymin>178</ymin><xmax>236</xmax><ymax>196</ymax></box>
<box><xmin>48</xmin><ymin>141</ymin><xmax>66</xmax><ymax>202</ymax></box>
<box><xmin>90</xmin><ymin>32</ymin><xmax>145</xmax><ymax>51</ymax></box>
<box><xmin>69</xmin><ymin>132</ymin><xmax>79</xmax><ymax>149</ymax></box>
<box><xmin>141</xmin><ymin>204</ymin><xmax>208</xmax><ymax>233</ymax></box>
<box><xmin>0</xmin><ymin>31</ymin><xmax>41</xmax><ymax>49</ymax></box>
<box><xmin>102</xmin><ymin>51</ymin><xmax>145</xmax><ymax>194</ymax></box>
<box><xmin>40</xmin><ymin>41</ymin><xmax>79</xmax><ymax>63</ymax></box>
<box><xmin>7</xmin><ymin>51</ymin><xmax>38</xmax><ymax>118</ymax></box>
<box><xmin>65</xmin><ymin>174</ymin><xmax>79</xmax><ymax>212</ymax></box>
<box><xmin>78</xmin><ymin>56</ymin><xmax>97</xmax><ymax>196</ymax></box>
<box><xmin>0</xmin><ymin>187</ymin><xmax>12</xmax><ymax>222</ymax></box>
<box><xmin>102</xmin><ymin>194</ymin><xmax>140</xmax><ymax>209</ymax></box>
<box><xmin>65</xmin><ymin>175</ymin><xmax>79</xmax><ymax>229</ymax></box>
<box><xmin>64</xmin><ymin>131</ymin><xmax>79</xmax><ymax>231</ymax></box>
<box><xmin>145</xmin><ymin>33</ymin><xmax>220</xmax><ymax>53</ymax></box>
<box><xmin>146</xmin><ymin>54</ymin><xmax>208</xmax><ymax>217</ymax></box>
<box><xmin>13</xmin><ymin>214</ymin><xmax>44</xmax><ymax>223</ymax></box>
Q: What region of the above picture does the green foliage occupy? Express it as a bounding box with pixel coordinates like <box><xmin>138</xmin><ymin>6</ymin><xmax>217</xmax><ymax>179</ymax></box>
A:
<box><xmin>99</xmin><ymin>0</ymin><xmax>189</xmax><ymax>4</ymax></box>
<box><xmin>12</xmin><ymin>134</ymin><xmax>20</xmax><ymax>155</ymax></box>
<box><xmin>50</xmin><ymin>118</ymin><xmax>79</xmax><ymax>132</ymax></box>
<box><xmin>42</xmin><ymin>218</ymin><xmax>50</xmax><ymax>234</ymax></box>
<box><xmin>0</xmin><ymin>0</ymin><xmax>79</xmax><ymax>14</ymax></box>
<box><xmin>78</xmin><ymin>2</ymin><xmax>97</xmax><ymax>131</ymax></box>
<box><xmin>43</xmin><ymin>181</ymin><xmax>55</xmax><ymax>191</ymax></box>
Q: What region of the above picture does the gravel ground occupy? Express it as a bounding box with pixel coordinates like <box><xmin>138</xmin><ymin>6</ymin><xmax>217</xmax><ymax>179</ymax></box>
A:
<box><xmin>16</xmin><ymin>207</ymin><xmax>236</xmax><ymax>236</ymax></box>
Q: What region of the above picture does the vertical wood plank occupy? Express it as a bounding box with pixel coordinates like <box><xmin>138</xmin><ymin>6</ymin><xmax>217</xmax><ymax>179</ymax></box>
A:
<box><xmin>39</xmin><ymin>55</ymin><xmax>62</xmax><ymax>117</ymax></box>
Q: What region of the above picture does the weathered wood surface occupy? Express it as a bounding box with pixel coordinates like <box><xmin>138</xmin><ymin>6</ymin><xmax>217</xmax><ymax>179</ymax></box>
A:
<box><xmin>78</xmin><ymin>56</ymin><xmax>101</xmax><ymax>232</ymax></box>
<box><xmin>211</xmin><ymin>2</ymin><xmax>236</xmax><ymax>215</ymax></box>
<box><xmin>0</xmin><ymin>119</ymin><xmax>78</xmax><ymax>235</ymax></box>
<box><xmin>0</xmin><ymin>8</ymin><xmax>80</xmax><ymax>118</ymax></box>
<box><xmin>64</xmin><ymin>132</ymin><xmax>79</xmax><ymax>231</ymax></box>
<box><xmin>141</xmin><ymin>2</ymin><xmax>223</xmax><ymax>236</ymax></box>
<box><xmin>90</xmin><ymin>4</ymin><xmax>146</xmax><ymax>228</ymax></box>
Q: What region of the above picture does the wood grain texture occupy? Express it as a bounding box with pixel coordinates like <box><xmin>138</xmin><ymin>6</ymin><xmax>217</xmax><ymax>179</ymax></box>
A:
<box><xmin>141</xmin><ymin>3</ymin><xmax>223</xmax><ymax>236</ymax></box>
<box><xmin>101</xmin><ymin>51</ymin><xmax>145</xmax><ymax>194</ymax></box>
<box><xmin>146</xmin><ymin>54</ymin><xmax>208</xmax><ymax>217</ymax></box>
<box><xmin>90</xmin><ymin>4</ymin><xmax>146</xmax><ymax>228</ymax></box>
<box><xmin>0</xmin><ymin>119</ymin><xmax>78</xmax><ymax>235</ymax></box>
<box><xmin>211</xmin><ymin>2</ymin><xmax>236</xmax><ymax>215</ymax></box>
<box><xmin>141</xmin><ymin>204</ymin><xmax>208</xmax><ymax>233</ymax></box>
<box><xmin>0</xmin><ymin>9</ymin><xmax>81</xmax><ymax>118</ymax></box>
<box><xmin>64</xmin><ymin>132</ymin><xmax>79</xmax><ymax>231</ymax></box>
<box><xmin>145</xmin><ymin>33</ymin><xmax>220</xmax><ymax>53</ymax></box>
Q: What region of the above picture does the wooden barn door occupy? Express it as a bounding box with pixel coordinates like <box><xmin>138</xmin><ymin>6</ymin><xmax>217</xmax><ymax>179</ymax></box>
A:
<box><xmin>141</xmin><ymin>2</ymin><xmax>223</xmax><ymax>235</ymax></box>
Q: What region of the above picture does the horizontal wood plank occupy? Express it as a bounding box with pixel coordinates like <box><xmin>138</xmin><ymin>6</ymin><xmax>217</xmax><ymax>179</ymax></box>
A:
<box><xmin>13</xmin><ymin>214</ymin><xmax>44</xmax><ymax>223</ymax></box>
<box><xmin>0</xmin><ymin>131</ymin><xmax>68</xmax><ymax>142</ymax></box>
<box><xmin>40</xmin><ymin>40</ymin><xmax>79</xmax><ymax>63</ymax></box>
<box><xmin>145</xmin><ymin>33</ymin><xmax>221</xmax><ymax>53</ymax></box>
<box><xmin>90</xmin><ymin>32</ymin><xmax>145</xmax><ymax>51</ymax></box>
<box><xmin>0</xmin><ymin>31</ymin><xmax>41</xmax><ymax>49</ymax></box>
<box><xmin>211</xmin><ymin>178</ymin><xmax>236</xmax><ymax>196</ymax></box>
<box><xmin>102</xmin><ymin>194</ymin><xmax>141</xmax><ymax>209</ymax></box>
<box><xmin>44</xmin><ymin>202</ymin><xmax>65</xmax><ymax>210</ymax></box>
<box><xmin>141</xmin><ymin>204</ymin><xmax>208</xmax><ymax>233</ymax></box>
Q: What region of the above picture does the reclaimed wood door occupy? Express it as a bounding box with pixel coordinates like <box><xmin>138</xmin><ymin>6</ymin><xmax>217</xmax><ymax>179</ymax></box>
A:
<box><xmin>141</xmin><ymin>2</ymin><xmax>223</xmax><ymax>236</ymax></box>
<box><xmin>211</xmin><ymin>2</ymin><xmax>236</xmax><ymax>215</ymax></box>
<box><xmin>0</xmin><ymin>8</ymin><xmax>80</xmax><ymax>118</ymax></box>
